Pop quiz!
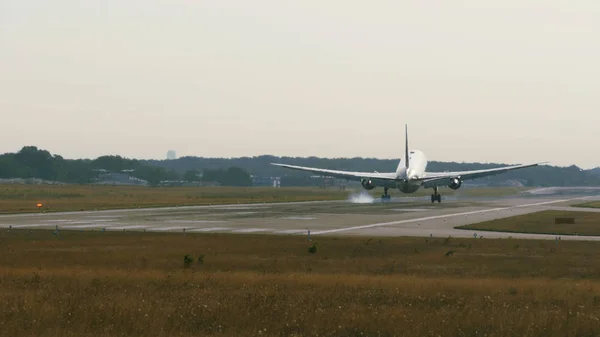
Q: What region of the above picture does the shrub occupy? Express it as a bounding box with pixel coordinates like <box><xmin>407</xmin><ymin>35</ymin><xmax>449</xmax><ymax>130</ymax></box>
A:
<box><xmin>308</xmin><ymin>243</ymin><xmax>318</xmax><ymax>254</ymax></box>
<box><xmin>183</xmin><ymin>254</ymin><xmax>194</xmax><ymax>268</ymax></box>
<box><xmin>197</xmin><ymin>254</ymin><xmax>205</xmax><ymax>264</ymax></box>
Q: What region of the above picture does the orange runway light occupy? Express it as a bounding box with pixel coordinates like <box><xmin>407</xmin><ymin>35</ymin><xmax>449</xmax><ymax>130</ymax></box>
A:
<box><xmin>36</xmin><ymin>203</ymin><xmax>43</xmax><ymax>208</ymax></box>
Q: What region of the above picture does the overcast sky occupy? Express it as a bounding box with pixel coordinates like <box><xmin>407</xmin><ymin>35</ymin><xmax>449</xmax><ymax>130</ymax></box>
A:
<box><xmin>1</xmin><ymin>0</ymin><xmax>598</xmax><ymax>168</ymax></box>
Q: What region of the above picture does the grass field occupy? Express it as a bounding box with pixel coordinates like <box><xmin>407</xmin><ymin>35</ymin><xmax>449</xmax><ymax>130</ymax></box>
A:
<box><xmin>456</xmin><ymin>210</ymin><xmax>600</xmax><ymax>236</ymax></box>
<box><xmin>0</xmin><ymin>184</ymin><xmax>528</xmax><ymax>214</ymax></box>
<box><xmin>1</xmin><ymin>230</ymin><xmax>600</xmax><ymax>336</ymax></box>
<box><xmin>574</xmin><ymin>201</ymin><xmax>600</xmax><ymax>209</ymax></box>
<box><xmin>0</xmin><ymin>185</ymin><xmax>349</xmax><ymax>214</ymax></box>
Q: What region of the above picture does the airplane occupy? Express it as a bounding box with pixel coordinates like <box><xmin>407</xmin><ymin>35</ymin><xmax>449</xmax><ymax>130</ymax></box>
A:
<box><xmin>271</xmin><ymin>125</ymin><xmax>544</xmax><ymax>203</ymax></box>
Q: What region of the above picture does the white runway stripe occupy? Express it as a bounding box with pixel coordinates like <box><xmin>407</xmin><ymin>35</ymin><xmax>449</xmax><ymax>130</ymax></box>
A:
<box><xmin>232</xmin><ymin>228</ymin><xmax>269</xmax><ymax>233</ymax></box>
<box><xmin>166</xmin><ymin>220</ymin><xmax>226</xmax><ymax>224</ymax></box>
<box><xmin>188</xmin><ymin>227</ymin><xmax>231</xmax><ymax>232</ymax></box>
<box><xmin>3</xmin><ymin>224</ymin><xmax>55</xmax><ymax>228</ymax></box>
<box><xmin>63</xmin><ymin>224</ymin><xmax>114</xmax><ymax>229</ymax></box>
<box><xmin>147</xmin><ymin>226</ymin><xmax>188</xmax><ymax>231</ymax></box>
<box><xmin>274</xmin><ymin>229</ymin><xmax>307</xmax><ymax>234</ymax></box>
<box><xmin>85</xmin><ymin>215</ymin><xmax>120</xmax><ymax>219</ymax></box>
<box><xmin>109</xmin><ymin>225</ymin><xmax>150</xmax><ymax>230</ymax></box>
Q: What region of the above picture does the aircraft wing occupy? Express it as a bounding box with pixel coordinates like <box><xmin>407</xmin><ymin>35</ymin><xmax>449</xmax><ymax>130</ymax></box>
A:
<box><xmin>420</xmin><ymin>162</ymin><xmax>545</xmax><ymax>188</ymax></box>
<box><xmin>270</xmin><ymin>163</ymin><xmax>398</xmax><ymax>182</ymax></box>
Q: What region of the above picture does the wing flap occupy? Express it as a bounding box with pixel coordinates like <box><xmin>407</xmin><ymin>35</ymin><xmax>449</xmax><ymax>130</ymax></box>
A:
<box><xmin>271</xmin><ymin>163</ymin><xmax>399</xmax><ymax>182</ymax></box>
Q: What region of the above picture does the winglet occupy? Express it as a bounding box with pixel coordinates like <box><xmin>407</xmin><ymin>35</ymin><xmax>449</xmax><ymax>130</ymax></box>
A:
<box><xmin>405</xmin><ymin>124</ymin><xmax>409</xmax><ymax>169</ymax></box>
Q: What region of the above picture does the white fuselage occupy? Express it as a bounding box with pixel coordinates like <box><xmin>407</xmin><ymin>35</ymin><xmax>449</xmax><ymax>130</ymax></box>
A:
<box><xmin>394</xmin><ymin>149</ymin><xmax>427</xmax><ymax>193</ymax></box>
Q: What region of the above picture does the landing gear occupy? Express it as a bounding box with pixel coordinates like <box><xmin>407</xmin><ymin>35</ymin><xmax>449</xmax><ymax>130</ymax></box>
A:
<box><xmin>381</xmin><ymin>187</ymin><xmax>391</xmax><ymax>202</ymax></box>
<box><xmin>431</xmin><ymin>187</ymin><xmax>442</xmax><ymax>203</ymax></box>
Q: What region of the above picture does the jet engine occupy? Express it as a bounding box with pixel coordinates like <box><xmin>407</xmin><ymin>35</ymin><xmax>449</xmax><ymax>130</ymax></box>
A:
<box><xmin>361</xmin><ymin>179</ymin><xmax>376</xmax><ymax>190</ymax></box>
<box><xmin>448</xmin><ymin>177</ymin><xmax>462</xmax><ymax>190</ymax></box>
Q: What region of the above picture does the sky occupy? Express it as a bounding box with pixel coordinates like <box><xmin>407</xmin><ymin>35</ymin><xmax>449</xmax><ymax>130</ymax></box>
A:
<box><xmin>1</xmin><ymin>0</ymin><xmax>599</xmax><ymax>168</ymax></box>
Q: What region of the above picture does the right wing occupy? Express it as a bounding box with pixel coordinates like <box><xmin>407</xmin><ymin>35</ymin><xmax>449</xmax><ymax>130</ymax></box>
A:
<box><xmin>420</xmin><ymin>162</ymin><xmax>545</xmax><ymax>188</ymax></box>
<box><xmin>271</xmin><ymin>163</ymin><xmax>399</xmax><ymax>184</ymax></box>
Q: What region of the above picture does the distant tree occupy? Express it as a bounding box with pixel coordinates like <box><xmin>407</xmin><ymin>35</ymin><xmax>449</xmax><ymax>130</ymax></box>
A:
<box><xmin>183</xmin><ymin>169</ymin><xmax>200</xmax><ymax>182</ymax></box>
<box><xmin>14</xmin><ymin>146</ymin><xmax>56</xmax><ymax>180</ymax></box>
<box><xmin>201</xmin><ymin>167</ymin><xmax>252</xmax><ymax>186</ymax></box>
<box><xmin>224</xmin><ymin>167</ymin><xmax>252</xmax><ymax>186</ymax></box>
<box><xmin>132</xmin><ymin>166</ymin><xmax>180</xmax><ymax>186</ymax></box>
<box><xmin>92</xmin><ymin>155</ymin><xmax>140</xmax><ymax>172</ymax></box>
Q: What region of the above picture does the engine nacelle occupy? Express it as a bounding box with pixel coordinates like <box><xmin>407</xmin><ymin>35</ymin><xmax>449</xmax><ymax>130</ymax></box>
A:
<box><xmin>361</xmin><ymin>179</ymin><xmax>376</xmax><ymax>190</ymax></box>
<box><xmin>448</xmin><ymin>177</ymin><xmax>462</xmax><ymax>190</ymax></box>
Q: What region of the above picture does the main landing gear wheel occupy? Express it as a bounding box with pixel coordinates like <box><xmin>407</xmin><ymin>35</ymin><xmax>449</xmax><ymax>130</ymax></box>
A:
<box><xmin>431</xmin><ymin>187</ymin><xmax>442</xmax><ymax>203</ymax></box>
<box><xmin>381</xmin><ymin>187</ymin><xmax>391</xmax><ymax>202</ymax></box>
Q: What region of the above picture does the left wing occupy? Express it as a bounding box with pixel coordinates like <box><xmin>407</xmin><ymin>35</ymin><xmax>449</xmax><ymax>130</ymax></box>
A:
<box><xmin>420</xmin><ymin>162</ymin><xmax>545</xmax><ymax>188</ymax></box>
<box><xmin>270</xmin><ymin>163</ymin><xmax>399</xmax><ymax>182</ymax></box>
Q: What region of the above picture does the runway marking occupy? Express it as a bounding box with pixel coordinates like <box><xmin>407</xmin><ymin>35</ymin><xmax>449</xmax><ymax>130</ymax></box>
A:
<box><xmin>312</xmin><ymin>197</ymin><xmax>589</xmax><ymax>235</ymax></box>
<box><xmin>390</xmin><ymin>208</ymin><xmax>430</xmax><ymax>212</ymax></box>
<box><xmin>51</xmin><ymin>220</ymin><xmax>95</xmax><ymax>225</ymax></box>
<box><xmin>3</xmin><ymin>224</ymin><xmax>54</xmax><ymax>228</ymax></box>
<box><xmin>283</xmin><ymin>216</ymin><xmax>316</xmax><ymax>220</ymax></box>
<box><xmin>148</xmin><ymin>226</ymin><xmax>188</xmax><ymax>231</ymax></box>
<box><xmin>109</xmin><ymin>225</ymin><xmax>150</xmax><ymax>230</ymax></box>
<box><xmin>232</xmin><ymin>228</ymin><xmax>269</xmax><ymax>233</ymax></box>
<box><xmin>274</xmin><ymin>229</ymin><xmax>306</xmax><ymax>234</ymax></box>
<box><xmin>85</xmin><ymin>215</ymin><xmax>121</xmax><ymax>218</ymax></box>
<box><xmin>63</xmin><ymin>224</ymin><xmax>114</xmax><ymax>229</ymax></box>
<box><xmin>166</xmin><ymin>220</ymin><xmax>227</xmax><ymax>224</ymax></box>
<box><xmin>188</xmin><ymin>227</ymin><xmax>231</xmax><ymax>232</ymax></box>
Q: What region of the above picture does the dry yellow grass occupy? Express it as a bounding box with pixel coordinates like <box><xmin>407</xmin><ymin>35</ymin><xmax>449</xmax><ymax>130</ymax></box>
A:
<box><xmin>457</xmin><ymin>210</ymin><xmax>600</xmax><ymax>236</ymax></box>
<box><xmin>1</xmin><ymin>230</ymin><xmax>600</xmax><ymax>336</ymax></box>
<box><xmin>575</xmin><ymin>201</ymin><xmax>600</xmax><ymax>209</ymax></box>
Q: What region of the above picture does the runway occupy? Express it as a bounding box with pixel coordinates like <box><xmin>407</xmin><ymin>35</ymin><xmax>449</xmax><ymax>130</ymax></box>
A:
<box><xmin>1</xmin><ymin>188</ymin><xmax>599</xmax><ymax>240</ymax></box>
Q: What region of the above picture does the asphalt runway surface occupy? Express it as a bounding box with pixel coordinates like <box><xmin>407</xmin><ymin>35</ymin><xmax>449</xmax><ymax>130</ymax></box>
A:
<box><xmin>1</xmin><ymin>187</ymin><xmax>599</xmax><ymax>240</ymax></box>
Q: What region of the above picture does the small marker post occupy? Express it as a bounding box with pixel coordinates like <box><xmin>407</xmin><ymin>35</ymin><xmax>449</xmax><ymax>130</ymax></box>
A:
<box><xmin>307</xmin><ymin>229</ymin><xmax>311</xmax><ymax>241</ymax></box>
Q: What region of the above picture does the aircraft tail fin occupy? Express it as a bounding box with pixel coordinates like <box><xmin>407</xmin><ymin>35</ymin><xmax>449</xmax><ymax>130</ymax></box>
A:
<box><xmin>405</xmin><ymin>124</ymin><xmax>409</xmax><ymax>168</ymax></box>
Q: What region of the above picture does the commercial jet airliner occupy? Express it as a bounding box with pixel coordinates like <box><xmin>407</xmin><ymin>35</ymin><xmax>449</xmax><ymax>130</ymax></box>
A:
<box><xmin>272</xmin><ymin>125</ymin><xmax>544</xmax><ymax>203</ymax></box>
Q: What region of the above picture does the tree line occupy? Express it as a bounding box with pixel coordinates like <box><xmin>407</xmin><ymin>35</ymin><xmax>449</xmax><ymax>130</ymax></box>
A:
<box><xmin>0</xmin><ymin>146</ymin><xmax>251</xmax><ymax>186</ymax></box>
<box><xmin>1</xmin><ymin>146</ymin><xmax>599</xmax><ymax>187</ymax></box>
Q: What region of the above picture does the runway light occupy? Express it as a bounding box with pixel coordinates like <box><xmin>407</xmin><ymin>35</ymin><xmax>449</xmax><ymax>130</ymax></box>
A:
<box><xmin>36</xmin><ymin>203</ymin><xmax>43</xmax><ymax>209</ymax></box>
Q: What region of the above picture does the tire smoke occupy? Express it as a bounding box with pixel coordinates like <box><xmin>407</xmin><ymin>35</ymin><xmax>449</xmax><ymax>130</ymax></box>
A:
<box><xmin>347</xmin><ymin>191</ymin><xmax>375</xmax><ymax>204</ymax></box>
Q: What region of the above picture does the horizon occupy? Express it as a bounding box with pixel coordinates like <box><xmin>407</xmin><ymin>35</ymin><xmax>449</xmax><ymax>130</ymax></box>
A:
<box><xmin>2</xmin><ymin>1</ymin><xmax>598</xmax><ymax>169</ymax></box>
<box><xmin>2</xmin><ymin>145</ymin><xmax>593</xmax><ymax>170</ymax></box>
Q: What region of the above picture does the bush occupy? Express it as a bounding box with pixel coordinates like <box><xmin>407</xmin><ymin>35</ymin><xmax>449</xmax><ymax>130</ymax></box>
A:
<box><xmin>183</xmin><ymin>254</ymin><xmax>194</xmax><ymax>268</ymax></box>
<box><xmin>308</xmin><ymin>243</ymin><xmax>318</xmax><ymax>254</ymax></box>
<box><xmin>197</xmin><ymin>254</ymin><xmax>205</xmax><ymax>264</ymax></box>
